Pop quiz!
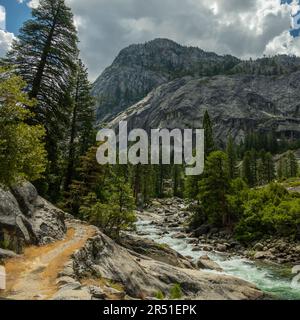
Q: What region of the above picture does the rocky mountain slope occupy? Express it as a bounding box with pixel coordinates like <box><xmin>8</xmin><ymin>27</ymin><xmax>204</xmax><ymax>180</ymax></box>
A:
<box><xmin>92</xmin><ymin>38</ymin><xmax>239</xmax><ymax>122</ymax></box>
<box><xmin>0</xmin><ymin>182</ymin><xmax>266</xmax><ymax>300</ymax></box>
<box><xmin>93</xmin><ymin>39</ymin><xmax>300</xmax><ymax>144</ymax></box>
<box><xmin>108</xmin><ymin>72</ymin><xmax>300</xmax><ymax>144</ymax></box>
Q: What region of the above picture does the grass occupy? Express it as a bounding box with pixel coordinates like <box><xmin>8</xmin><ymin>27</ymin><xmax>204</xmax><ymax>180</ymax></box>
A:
<box><xmin>155</xmin><ymin>290</ymin><xmax>165</xmax><ymax>300</ymax></box>
<box><xmin>156</xmin><ymin>243</ymin><xmax>169</xmax><ymax>250</ymax></box>
<box><xmin>169</xmin><ymin>284</ymin><xmax>183</xmax><ymax>300</ymax></box>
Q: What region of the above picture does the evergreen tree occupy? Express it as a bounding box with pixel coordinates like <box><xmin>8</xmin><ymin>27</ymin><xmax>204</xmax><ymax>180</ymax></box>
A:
<box><xmin>257</xmin><ymin>151</ymin><xmax>275</xmax><ymax>185</ymax></box>
<box><xmin>286</xmin><ymin>151</ymin><xmax>298</xmax><ymax>178</ymax></box>
<box><xmin>6</xmin><ymin>0</ymin><xmax>78</xmax><ymax>199</ymax></box>
<box><xmin>64</xmin><ymin>60</ymin><xmax>95</xmax><ymax>191</ymax></box>
<box><xmin>7</xmin><ymin>0</ymin><xmax>78</xmax><ymax>133</ymax></box>
<box><xmin>277</xmin><ymin>157</ymin><xmax>285</xmax><ymax>180</ymax></box>
<box><xmin>226</xmin><ymin>135</ymin><xmax>237</xmax><ymax>180</ymax></box>
<box><xmin>250</xmin><ymin>149</ymin><xmax>258</xmax><ymax>186</ymax></box>
<box><xmin>198</xmin><ymin>151</ymin><xmax>231</xmax><ymax>227</ymax></box>
<box><xmin>242</xmin><ymin>151</ymin><xmax>253</xmax><ymax>186</ymax></box>
<box><xmin>202</xmin><ymin>110</ymin><xmax>214</xmax><ymax>158</ymax></box>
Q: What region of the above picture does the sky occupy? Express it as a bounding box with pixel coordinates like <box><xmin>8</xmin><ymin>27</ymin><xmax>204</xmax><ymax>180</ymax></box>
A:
<box><xmin>0</xmin><ymin>0</ymin><xmax>300</xmax><ymax>81</ymax></box>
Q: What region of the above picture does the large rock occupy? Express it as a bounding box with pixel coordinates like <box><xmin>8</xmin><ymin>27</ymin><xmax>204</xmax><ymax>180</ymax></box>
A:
<box><xmin>197</xmin><ymin>255</ymin><xmax>223</xmax><ymax>272</ymax></box>
<box><xmin>0</xmin><ymin>182</ymin><xmax>66</xmax><ymax>252</ymax></box>
<box><xmin>72</xmin><ymin>231</ymin><xmax>266</xmax><ymax>300</ymax></box>
<box><xmin>254</xmin><ymin>251</ymin><xmax>275</xmax><ymax>260</ymax></box>
<box><xmin>0</xmin><ymin>248</ymin><xmax>18</xmax><ymax>260</ymax></box>
<box><xmin>120</xmin><ymin>234</ymin><xmax>195</xmax><ymax>269</ymax></box>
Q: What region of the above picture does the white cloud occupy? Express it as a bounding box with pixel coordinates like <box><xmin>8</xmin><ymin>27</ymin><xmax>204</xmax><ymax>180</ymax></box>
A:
<box><xmin>264</xmin><ymin>30</ymin><xmax>300</xmax><ymax>56</ymax></box>
<box><xmin>27</xmin><ymin>0</ymin><xmax>40</xmax><ymax>9</ymax></box>
<box><xmin>0</xmin><ymin>5</ymin><xmax>15</xmax><ymax>57</ymax></box>
<box><xmin>63</xmin><ymin>0</ymin><xmax>297</xmax><ymax>80</ymax></box>
<box><xmin>8</xmin><ymin>0</ymin><xmax>300</xmax><ymax>80</ymax></box>
<box><xmin>0</xmin><ymin>6</ymin><xmax>6</xmax><ymax>30</ymax></box>
<box><xmin>0</xmin><ymin>30</ymin><xmax>15</xmax><ymax>57</ymax></box>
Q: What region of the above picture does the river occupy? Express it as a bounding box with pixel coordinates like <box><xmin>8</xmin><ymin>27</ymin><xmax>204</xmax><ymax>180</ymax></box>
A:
<box><xmin>135</xmin><ymin>219</ymin><xmax>300</xmax><ymax>300</ymax></box>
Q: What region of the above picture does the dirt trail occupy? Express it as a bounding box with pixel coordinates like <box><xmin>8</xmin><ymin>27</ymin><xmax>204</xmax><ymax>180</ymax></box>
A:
<box><xmin>1</xmin><ymin>221</ymin><xmax>95</xmax><ymax>300</ymax></box>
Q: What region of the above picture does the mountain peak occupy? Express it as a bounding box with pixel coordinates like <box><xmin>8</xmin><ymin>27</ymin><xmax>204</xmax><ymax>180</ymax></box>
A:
<box><xmin>93</xmin><ymin>38</ymin><xmax>240</xmax><ymax>122</ymax></box>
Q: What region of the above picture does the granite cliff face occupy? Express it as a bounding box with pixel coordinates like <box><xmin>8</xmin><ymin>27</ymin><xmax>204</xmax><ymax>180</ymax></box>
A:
<box><xmin>92</xmin><ymin>38</ymin><xmax>300</xmax><ymax>144</ymax></box>
<box><xmin>92</xmin><ymin>38</ymin><xmax>239</xmax><ymax>122</ymax></box>
<box><xmin>108</xmin><ymin>72</ymin><xmax>300</xmax><ymax>145</ymax></box>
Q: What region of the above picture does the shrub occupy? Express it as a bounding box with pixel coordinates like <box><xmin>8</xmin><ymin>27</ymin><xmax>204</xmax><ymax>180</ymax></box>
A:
<box><xmin>155</xmin><ymin>290</ymin><xmax>165</xmax><ymax>300</ymax></box>
<box><xmin>234</xmin><ymin>184</ymin><xmax>300</xmax><ymax>242</ymax></box>
<box><xmin>169</xmin><ymin>284</ymin><xmax>183</xmax><ymax>300</ymax></box>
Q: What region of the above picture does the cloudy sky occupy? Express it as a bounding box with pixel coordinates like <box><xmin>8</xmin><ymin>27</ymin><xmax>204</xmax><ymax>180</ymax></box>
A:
<box><xmin>0</xmin><ymin>0</ymin><xmax>300</xmax><ymax>81</ymax></box>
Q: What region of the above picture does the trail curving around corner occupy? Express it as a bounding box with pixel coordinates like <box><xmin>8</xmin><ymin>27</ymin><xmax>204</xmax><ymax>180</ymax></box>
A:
<box><xmin>2</xmin><ymin>221</ymin><xmax>95</xmax><ymax>300</ymax></box>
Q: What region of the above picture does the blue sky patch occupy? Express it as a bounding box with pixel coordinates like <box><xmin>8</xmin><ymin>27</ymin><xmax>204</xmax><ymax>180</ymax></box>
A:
<box><xmin>0</xmin><ymin>0</ymin><xmax>31</xmax><ymax>34</ymax></box>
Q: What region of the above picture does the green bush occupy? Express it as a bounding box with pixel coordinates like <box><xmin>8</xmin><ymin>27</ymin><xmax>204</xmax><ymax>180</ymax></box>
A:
<box><xmin>169</xmin><ymin>284</ymin><xmax>183</xmax><ymax>300</ymax></box>
<box><xmin>234</xmin><ymin>184</ymin><xmax>300</xmax><ymax>242</ymax></box>
<box><xmin>155</xmin><ymin>290</ymin><xmax>165</xmax><ymax>300</ymax></box>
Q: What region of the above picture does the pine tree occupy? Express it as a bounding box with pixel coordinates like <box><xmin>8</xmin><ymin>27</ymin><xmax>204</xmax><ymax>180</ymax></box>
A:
<box><xmin>242</xmin><ymin>151</ymin><xmax>253</xmax><ymax>186</ymax></box>
<box><xmin>203</xmin><ymin>110</ymin><xmax>214</xmax><ymax>158</ymax></box>
<box><xmin>277</xmin><ymin>157</ymin><xmax>285</xmax><ymax>180</ymax></box>
<box><xmin>7</xmin><ymin>0</ymin><xmax>78</xmax><ymax>134</ymax></box>
<box><xmin>286</xmin><ymin>151</ymin><xmax>298</xmax><ymax>178</ymax></box>
<box><xmin>257</xmin><ymin>151</ymin><xmax>275</xmax><ymax>185</ymax></box>
<box><xmin>250</xmin><ymin>149</ymin><xmax>258</xmax><ymax>186</ymax></box>
<box><xmin>64</xmin><ymin>60</ymin><xmax>95</xmax><ymax>191</ymax></box>
<box><xmin>226</xmin><ymin>135</ymin><xmax>237</xmax><ymax>180</ymax></box>
<box><xmin>198</xmin><ymin>151</ymin><xmax>231</xmax><ymax>227</ymax></box>
<box><xmin>6</xmin><ymin>0</ymin><xmax>78</xmax><ymax>199</ymax></box>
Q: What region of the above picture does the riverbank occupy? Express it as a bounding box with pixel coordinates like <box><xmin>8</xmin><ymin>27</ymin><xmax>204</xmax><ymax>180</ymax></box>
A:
<box><xmin>132</xmin><ymin>197</ymin><xmax>300</xmax><ymax>300</ymax></box>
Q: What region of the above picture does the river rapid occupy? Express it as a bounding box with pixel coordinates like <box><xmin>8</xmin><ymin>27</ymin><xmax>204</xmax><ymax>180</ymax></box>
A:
<box><xmin>135</xmin><ymin>219</ymin><xmax>300</xmax><ymax>300</ymax></box>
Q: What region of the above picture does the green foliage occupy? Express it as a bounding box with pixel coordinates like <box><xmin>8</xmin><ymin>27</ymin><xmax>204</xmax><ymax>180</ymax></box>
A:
<box><xmin>226</xmin><ymin>135</ymin><xmax>237</xmax><ymax>179</ymax></box>
<box><xmin>0</xmin><ymin>69</ymin><xmax>46</xmax><ymax>185</ymax></box>
<box><xmin>203</xmin><ymin>110</ymin><xmax>215</xmax><ymax>158</ymax></box>
<box><xmin>64</xmin><ymin>59</ymin><xmax>95</xmax><ymax>191</ymax></box>
<box><xmin>197</xmin><ymin>151</ymin><xmax>232</xmax><ymax>227</ymax></box>
<box><xmin>169</xmin><ymin>284</ymin><xmax>183</xmax><ymax>300</ymax></box>
<box><xmin>277</xmin><ymin>151</ymin><xmax>299</xmax><ymax>181</ymax></box>
<box><xmin>257</xmin><ymin>151</ymin><xmax>276</xmax><ymax>185</ymax></box>
<box><xmin>155</xmin><ymin>290</ymin><xmax>165</xmax><ymax>300</ymax></box>
<box><xmin>6</xmin><ymin>0</ymin><xmax>79</xmax><ymax>201</ymax></box>
<box><xmin>234</xmin><ymin>184</ymin><xmax>300</xmax><ymax>242</ymax></box>
<box><xmin>65</xmin><ymin>145</ymin><xmax>136</xmax><ymax>238</ymax></box>
<box><xmin>242</xmin><ymin>150</ymin><xmax>276</xmax><ymax>187</ymax></box>
<box><xmin>80</xmin><ymin>192</ymin><xmax>136</xmax><ymax>239</ymax></box>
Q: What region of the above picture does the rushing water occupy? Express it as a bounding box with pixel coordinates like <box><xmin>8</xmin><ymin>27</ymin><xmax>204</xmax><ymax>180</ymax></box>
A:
<box><xmin>135</xmin><ymin>220</ymin><xmax>300</xmax><ymax>300</ymax></box>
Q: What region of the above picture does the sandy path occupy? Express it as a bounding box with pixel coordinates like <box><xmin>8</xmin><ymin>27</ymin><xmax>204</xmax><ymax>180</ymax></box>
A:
<box><xmin>1</xmin><ymin>221</ymin><xmax>95</xmax><ymax>300</ymax></box>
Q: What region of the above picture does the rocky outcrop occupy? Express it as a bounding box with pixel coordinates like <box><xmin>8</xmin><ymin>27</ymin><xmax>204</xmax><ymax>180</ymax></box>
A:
<box><xmin>120</xmin><ymin>234</ymin><xmax>195</xmax><ymax>269</ymax></box>
<box><xmin>92</xmin><ymin>38</ymin><xmax>239</xmax><ymax>123</ymax></box>
<box><xmin>197</xmin><ymin>255</ymin><xmax>223</xmax><ymax>272</ymax></box>
<box><xmin>0</xmin><ymin>248</ymin><xmax>18</xmax><ymax>262</ymax></box>
<box><xmin>71</xmin><ymin>231</ymin><xmax>265</xmax><ymax>300</ymax></box>
<box><xmin>0</xmin><ymin>182</ymin><xmax>66</xmax><ymax>253</ymax></box>
<box><xmin>108</xmin><ymin>72</ymin><xmax>300</xmax><ymax>145</ymax></box>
